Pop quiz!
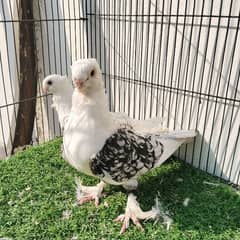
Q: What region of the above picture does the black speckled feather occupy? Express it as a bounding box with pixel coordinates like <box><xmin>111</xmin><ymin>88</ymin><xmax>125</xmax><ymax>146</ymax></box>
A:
<box><xmin>90</xmin><ymin>128</ymin><xmax>164</xmax><ymax>182</ymax></box>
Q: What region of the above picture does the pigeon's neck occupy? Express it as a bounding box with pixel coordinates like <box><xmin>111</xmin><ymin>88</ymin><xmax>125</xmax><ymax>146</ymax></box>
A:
<box><xmin>52</xmin><ymin>90</ymin><xmax>72</xmax><ymax>128</ymax></box>
<box><xmin>71</xmin><ymin>88</ymin><xmax>113</xmax><ymax>128</ymax></box>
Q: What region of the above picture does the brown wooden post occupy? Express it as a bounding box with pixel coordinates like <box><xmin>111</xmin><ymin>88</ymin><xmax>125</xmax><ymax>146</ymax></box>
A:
<box><xmin>12</xmin><ymin>0</ymin><xmax>38</xmax><ymax>152</ymax></box>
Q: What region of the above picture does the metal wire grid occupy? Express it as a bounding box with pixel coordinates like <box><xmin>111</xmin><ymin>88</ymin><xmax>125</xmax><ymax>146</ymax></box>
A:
<box><xmin>86</xmin><ymin>0</ymin><xmax>240</xmax><ymax>185</ymax></box>
<box><xmin>0</xmin><ymin>0</ymin><xmax>88</xmax><ymax>156</ymax></box>
<box><xmin>0</xmin><ymin>0</ymin><xmax>240</xmax><ymax>185</ymax></box>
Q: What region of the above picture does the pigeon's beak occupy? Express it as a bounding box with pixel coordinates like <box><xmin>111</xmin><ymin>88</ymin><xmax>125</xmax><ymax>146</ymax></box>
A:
<box><xmin>42</xmin><ymin>85</ymin><xmax>49</xmax><ymax>93</ymax></box>
<box><xmin>74</xmin><ymin>78</ymin><xmax>85</xmax><ymax>89</ymax></box>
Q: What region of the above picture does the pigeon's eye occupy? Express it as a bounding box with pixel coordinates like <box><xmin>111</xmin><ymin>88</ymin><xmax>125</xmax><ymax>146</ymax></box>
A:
<box><xmin>90</xmin><ymin>70</ymin><xmax>95</xmax><ymax>76</ymax></box>
<box><xmin>47</xmin><ymin>80</ymin><xmax>52</xmax><ymax>85</ymax></box>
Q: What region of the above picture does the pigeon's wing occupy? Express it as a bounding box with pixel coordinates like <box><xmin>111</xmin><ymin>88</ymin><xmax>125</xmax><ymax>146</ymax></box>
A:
<box><xmin>90</xmin><ymin>128</ymin><xmax>164</xmax><ymax>183</ymax></box>
<box><xmin>90</xmin><ymin>128</ymin><xmax>197</xmax><ymax>183</ymax></box>
<box><xmin>111</xmin><ymin>112</ymin><xmax>167</xmax><ymax>134</ymax></box>
<box><xmin>111</xmin><ymin>112</ymin><xmax>132</xmax><ymax>128</ymax></box>
<box><xmin>131</xmin><ymin>117</ymin><xmax>167</xmax><ymax>134</ymax></box>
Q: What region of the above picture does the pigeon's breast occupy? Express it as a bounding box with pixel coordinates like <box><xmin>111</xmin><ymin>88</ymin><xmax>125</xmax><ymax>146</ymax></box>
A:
<box><xmin>63</xmin><ymin>113</ymin><xmax>112</xmax><ymax>176</ymax></box>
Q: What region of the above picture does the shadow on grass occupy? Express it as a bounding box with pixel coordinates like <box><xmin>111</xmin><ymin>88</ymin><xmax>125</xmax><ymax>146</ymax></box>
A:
<box><xmin>136</xmin><ymin>159</ymin><xmax>240</xmax><ymax>235</ymax></box>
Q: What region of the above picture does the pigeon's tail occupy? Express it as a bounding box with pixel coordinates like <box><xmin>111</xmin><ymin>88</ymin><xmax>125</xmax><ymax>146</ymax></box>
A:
<box><xmin>160</xmin><ymin>129</ymin><xmax>198</xmax><ymax>143</ymax></box>
<box><xmin>152</xmin><ymin>130</ymin><xmax>198</xmax><ymax>168</ymax></box>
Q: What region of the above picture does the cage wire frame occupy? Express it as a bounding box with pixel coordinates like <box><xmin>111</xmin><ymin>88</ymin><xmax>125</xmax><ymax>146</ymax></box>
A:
<box><xmin>0</xmin><ymin>0</ymin><xmax>240</xmax><ymax>185</ymax></box>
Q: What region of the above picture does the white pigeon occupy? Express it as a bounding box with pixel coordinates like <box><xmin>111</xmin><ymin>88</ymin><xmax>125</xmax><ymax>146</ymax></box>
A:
<box><xmin>42</xmin><ymin>73</ymin><xmax>166</xmax><ymax>164</ymax></box>
<box><xmin>42</xmin><ymin>74</ymin><xmax>73</xmax><ymax>129</ymax></box>
<box><xmin>63</xmin><ymin>58</ymin><xmax>197</xmax><ymax>233</ymax></box>
<box><xmin>42</xmin><ymin>74</ymin><xmax>165</xmax><ymax>132</ymax></box>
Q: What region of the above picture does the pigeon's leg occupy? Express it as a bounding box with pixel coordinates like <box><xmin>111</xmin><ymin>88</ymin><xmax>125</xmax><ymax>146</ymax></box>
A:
<box><xmin>75</xmin><ymin>179</ymin><xmax>106</xmax><ymax>207</ymax></box>
<box><xmin>122</xmin><ymin>180</ymin><xmax>138</xmax><ymax>191</ymax></box>
<box><xmin>114</xmin><ymin>193</ymin><xmax>160</xmax><ymax>234</ymax></box>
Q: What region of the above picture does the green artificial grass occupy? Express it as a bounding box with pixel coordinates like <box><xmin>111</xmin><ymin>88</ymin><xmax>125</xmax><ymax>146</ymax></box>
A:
<box><xmin>0</xmin><ymin>138</ymin><xmax>240</xmax><ymax>240</ymax></box>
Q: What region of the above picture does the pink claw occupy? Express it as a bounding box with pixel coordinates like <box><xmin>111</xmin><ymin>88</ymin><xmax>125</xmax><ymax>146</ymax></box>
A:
<box><xmin>78</xmin><ymin>195</ymin><xmax>94</xmax><ymax>205</ymax></box>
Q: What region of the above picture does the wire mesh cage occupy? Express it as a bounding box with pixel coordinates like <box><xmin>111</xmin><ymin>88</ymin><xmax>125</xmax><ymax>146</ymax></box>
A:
<box><xmin>0</xmin><ymin>0</ymin><xmax>240</xmax><ymax>185</ymax></box>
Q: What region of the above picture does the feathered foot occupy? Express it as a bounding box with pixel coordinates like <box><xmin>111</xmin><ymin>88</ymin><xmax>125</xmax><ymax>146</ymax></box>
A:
<box><xmin>114</xmin><ymin>193</ymin><xmax>161</xmax><ymax>234</ymax></box>
<box><xmin>75</xmin><ymin>178</ymin><xmax>106</xmax><ymax>207</ymax></box>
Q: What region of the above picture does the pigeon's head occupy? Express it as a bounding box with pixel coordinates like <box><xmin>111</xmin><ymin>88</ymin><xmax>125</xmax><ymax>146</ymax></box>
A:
<box><xmin>42</xmin><ymin>74</ymin><xmax>72</xmax><ymax>94</ymax></box>
<box><xmin>71</xmin><ymin>58</ymin><xmax>103</xmax><ymax>94</ymax></box>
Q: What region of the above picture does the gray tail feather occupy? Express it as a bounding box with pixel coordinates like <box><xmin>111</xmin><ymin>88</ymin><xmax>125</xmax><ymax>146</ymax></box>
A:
<box><xmin>160</xmin><ymin>130</ymin><xmax>198</xmax><ymax>143</ymax></box>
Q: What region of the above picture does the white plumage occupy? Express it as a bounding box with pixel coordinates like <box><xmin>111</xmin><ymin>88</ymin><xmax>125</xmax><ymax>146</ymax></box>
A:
<box><xmin>62</xmin><ymin>58</ymin><xmax>197</xmax><ymax>233</ymax></box>
<box><xmin>42</xmin><ymin>73</ymin><xmax>165</xmax><ymax>132</ymax></box>
<box><xmin>42</xmin><ymin>74</ymin><xmax>73</xmax><ymax>129</ymax></box>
